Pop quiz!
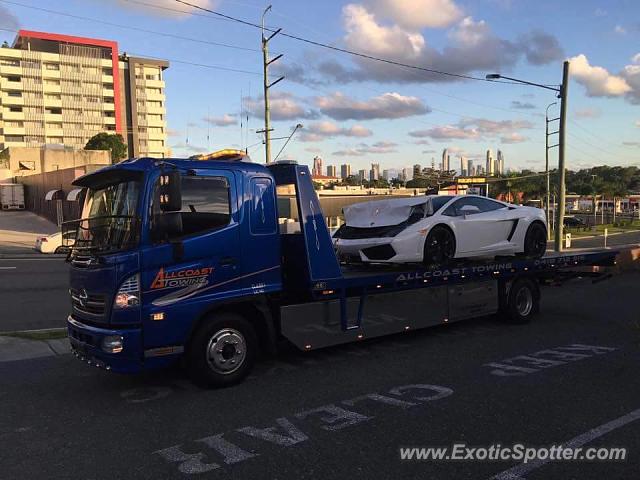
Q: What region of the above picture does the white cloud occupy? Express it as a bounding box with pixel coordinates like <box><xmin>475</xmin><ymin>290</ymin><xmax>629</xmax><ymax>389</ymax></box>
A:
<box><xmin>333</xmin><ymin>141</ymin><xmax>398</xmax><ymax>156</ymax></box>
<box><xmin>500</xmin><ymin>133</ymin><xmax>528</xmax><ymax>144</ymax></box>
<box><xmin>614</xmin><ymin>25</ymin><xmax>626</xmax><ymax>35</ymax></box>
<box><xmin>409</xmin><ymin>118</ymin><xmax>532</xmax><ymax>141</ymax></box>
<box><xmin>244</xmin><ymin>92</ymin><xmax>318</xmax><ymax>121</ymax></box>
<box><xmin>569</xmin><ymin>54</ymin><xmax>632</xmax><ymax>97</ymax></box>
<box><xmin>203</xmin><ymin>114</ymin><xmax>237</xmax><ymax>127</ymax></box>
<box><xmin>331</xmin><ymin>5</ymin><xmax>563</xmax><ymax>84</ymax></box>
<box><xmin>369</xmin><ymin>0</ymin><xmax>463</xmax><ymax>29</ymax></box>
<box><xmin>343</xmin><ymin>4</ymin><xmax>426</xmax><ymax>58</ymax></box>
<box><xmin>410</xmin><ymin>125</ymin><xmax>479</xmax><ymax>140</ymax></box>
<box><xmin>113</xmin><ymin>0</ymin><xmax>216</xmax><ymax>18</ymax></box>
<box><xmin>622</xmin><ymin>55</ymin><xmax>640</xmax><ymax>104</ymax></box>
<box><xmin>635</xmin><ymin>121</ymin><xmax>640</xmax><ymax>128</ymax></box>
<box><xmin>298</xmin><ymin>121</ymin><xmax>372</xmax><ymax>142</ymax></box>
<box><xmin>315</xmin><ymin>91</ymin><xmax>430</xmax><ymax>120</ymax></box>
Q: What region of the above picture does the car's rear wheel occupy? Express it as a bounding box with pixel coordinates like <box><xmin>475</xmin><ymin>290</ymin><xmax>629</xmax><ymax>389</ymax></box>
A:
<box><xmin>523</xmin><ymin>222</ymin><xmax>547</xmax><ymax>258</ymax></box>
<box><xmin>423</xmin><ymin>226</ymin><xmax>456</xmax><ymax>266</ymax></box>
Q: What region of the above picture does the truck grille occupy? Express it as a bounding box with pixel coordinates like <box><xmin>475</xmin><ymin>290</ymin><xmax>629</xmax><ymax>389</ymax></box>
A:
<box><xmin>70</xmin><ymin>288</ymin><xmax>106</xmax><ymax>316</ymax></box>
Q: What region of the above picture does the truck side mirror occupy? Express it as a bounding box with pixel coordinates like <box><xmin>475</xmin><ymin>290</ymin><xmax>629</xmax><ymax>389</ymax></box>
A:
<box><xmin>159</xmin><ymin>171</ymin><xmax>182</xmax><ymax>212</ymax></box>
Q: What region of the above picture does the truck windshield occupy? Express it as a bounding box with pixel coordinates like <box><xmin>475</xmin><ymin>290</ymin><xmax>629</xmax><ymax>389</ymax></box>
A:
<box><xmin>72</xmin><ymin>180</ymin><xmax>141</xmax><ymax>254</ymax></box>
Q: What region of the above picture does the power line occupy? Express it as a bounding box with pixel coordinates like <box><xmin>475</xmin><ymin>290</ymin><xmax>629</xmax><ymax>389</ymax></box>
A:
<box><xmin>0</xmin><ymin>0</ymin><xmax>259</xmax><ymax>53</ymax></box>
<box><xmin>172</xmin><ymin>0</ymin><xmax>524</xmax><ymax>84</ymax></box>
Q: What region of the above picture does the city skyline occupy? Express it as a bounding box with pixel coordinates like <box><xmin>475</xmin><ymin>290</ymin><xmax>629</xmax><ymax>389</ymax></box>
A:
<box><xmin>1</xmin><ymin>1</ymin><xmax>638</xmax><ymax>173</ymax></box>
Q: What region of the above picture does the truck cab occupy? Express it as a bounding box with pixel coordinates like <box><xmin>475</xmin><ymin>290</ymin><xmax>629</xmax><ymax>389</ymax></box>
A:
<box><xmin>67</xmin><ymin>156</ymin><xmax>288</xmax><ymax>382</ymax></box>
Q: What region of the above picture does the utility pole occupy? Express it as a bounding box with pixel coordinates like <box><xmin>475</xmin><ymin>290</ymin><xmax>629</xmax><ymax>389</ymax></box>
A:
<box><xmin>554</xmin><ymin>60</ymin><xmax>570</xmax><ymax>252</ymax></box>
<box><xmin>545</xmin><ymin>102</ymin><xmax>559</xmax><ymax>241</ymax></box>
<box><xmin>258</xmin><ymin>5</ymin><xmax>284</xmax><ymax>164</ymax></box>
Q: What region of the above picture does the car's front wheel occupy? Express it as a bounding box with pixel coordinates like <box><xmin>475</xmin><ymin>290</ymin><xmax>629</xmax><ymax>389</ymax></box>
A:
<box><xmin>523</xmin><ymin>222</ymin><xmax>547</xmax><ymax>258</ymax></box>
<box><xmin>423</xmin><ymin>226</ymin><xmax>456</xmax><ymax>266</ymax></box>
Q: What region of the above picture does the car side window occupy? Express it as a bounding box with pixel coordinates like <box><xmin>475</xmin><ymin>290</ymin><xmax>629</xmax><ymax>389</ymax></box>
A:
<box><xmin>472</xmin><ymin>197</ymin><xmax>506</xmax><ymax>212</ymax></box>
<box><xmin>442</xmin><ymin>198</ymin><xmax>475</xmax><ymax>216</ymax></box>
<box><xmin>442</xmin><ymin>197</ymin><xmax>505</xmax><ymax>216</ymax></box>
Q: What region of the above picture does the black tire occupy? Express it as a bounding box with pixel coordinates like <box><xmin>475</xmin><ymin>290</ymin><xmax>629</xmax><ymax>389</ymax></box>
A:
<box><xmin>523</xmin><ymin>222</ymin><xmax>547</xmax><ymax>258</ymax></box>
<box><xmin>423</xmin><ymin>226</ymin><xmax>456</xmax><ymax>266</ymax></box>
<box><xmin>54</xmin><ymin>246</ymin><xmax>68</xmax><ymax>254</ymax></box>
<box><xmin>501</xmin><ymin>277</ymin><xmax>540</xmax><ymax>324</ymax></box>
<box><xmin>187</xmin><ymin>312</ymin><xmax>258</xmax><ymax>388</ymax></box>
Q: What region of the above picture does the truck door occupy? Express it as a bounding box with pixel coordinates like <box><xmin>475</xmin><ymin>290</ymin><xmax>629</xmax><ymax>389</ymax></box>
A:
<box><xmin>140</xmin><ymin>169</ymin><xmax>241</xmax><ymax>348</ymax></box>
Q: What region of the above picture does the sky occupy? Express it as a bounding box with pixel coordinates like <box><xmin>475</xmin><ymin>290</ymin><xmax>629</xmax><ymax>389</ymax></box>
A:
<box><xmin>1</xmin><ymin>0</ymin><xmax>639</xmax><ymax>175</ymax></box>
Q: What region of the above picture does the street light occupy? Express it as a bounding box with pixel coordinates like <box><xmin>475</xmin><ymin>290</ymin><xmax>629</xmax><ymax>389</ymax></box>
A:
<box><xmin>486</xmin><ymin>61</ymin><xmax>570</xmax><ymax>253</ymax></box>
<box><xmin>273</xmin><ymin>124</ymin><xmax>303</xmax><ymax>162</ymax></box>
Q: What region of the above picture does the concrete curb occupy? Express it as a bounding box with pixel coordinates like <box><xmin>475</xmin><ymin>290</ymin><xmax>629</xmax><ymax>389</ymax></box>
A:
<box><xmin>0</xmin><ymin>253</ymin><xmax>67</xmax><ymax>259</ymax></box>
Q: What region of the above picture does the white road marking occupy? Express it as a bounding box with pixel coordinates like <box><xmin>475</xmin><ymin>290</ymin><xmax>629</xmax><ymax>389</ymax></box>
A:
<box><xmin>154</xmin><ymin>382</ymin><xmax>455</xmax><ymax>474</ymax></box>
<box><xmin>490</xmin><ymin>407</ymin><xmax>640</xmax><ymax>480</ymax></box>
<box><xmin>0</xmin><ymin>267</ymin><xmax>17</xmax><ymax>270</ymax></box>
<box><xmin>484</xmin><ymin>344</ymin><xmax>617</xmax><ymax>377</ymax></box>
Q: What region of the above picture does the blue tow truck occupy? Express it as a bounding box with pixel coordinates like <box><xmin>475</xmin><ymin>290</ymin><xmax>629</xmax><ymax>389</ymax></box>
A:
<box><xmin>65</xmin><ymin>154</ymin><xmax>617</xmax><ymax>387</ymax></box>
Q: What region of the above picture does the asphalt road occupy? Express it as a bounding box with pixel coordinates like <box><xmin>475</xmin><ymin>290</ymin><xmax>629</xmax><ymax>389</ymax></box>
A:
<box><xmin>1</xmin><ymin>272</ymin><xmax>638</xmax><ymax>479</ymax></box>
<box><xmin>0</xmin><ymin>257</ymin><xmax>69</xmax><ymax>332</ymax></box>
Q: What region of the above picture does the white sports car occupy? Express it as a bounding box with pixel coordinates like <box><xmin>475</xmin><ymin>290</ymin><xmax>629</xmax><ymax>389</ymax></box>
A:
<box><xmin>333</xmin><ymin>195</ymin><xmax>547</xmax><ymax>265</ymax></box>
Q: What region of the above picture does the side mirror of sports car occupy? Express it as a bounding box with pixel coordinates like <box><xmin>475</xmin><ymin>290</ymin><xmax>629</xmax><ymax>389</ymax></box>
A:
<box><xmin>459</xmin><ymin>204</ymin><xmax>481</xmax><ymax>218</ymax></box>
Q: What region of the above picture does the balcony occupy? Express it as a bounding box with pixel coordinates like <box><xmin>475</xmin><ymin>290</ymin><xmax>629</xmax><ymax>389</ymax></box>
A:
<box><xmin>1</xmin><ymin>94</ymin><xmax>24</xmax><ymax>106</ymax></box>
<box><xmin>41</xmin><ymin>69</ymin><xmax>61</xmax><ymax>79</ymax></box>
<box><xmin>3</xmin><ymin>111</ymin><xmax>25</xmax><ymax>121</ymax></box>
<box><xmin>143</xmin><ymin>79</ymin><xmax>165</xmax><ymax>89</ymax></box>
<box><xmin>2</xmin><ymin>125</ymin><xmax>25</xmax><ymax>135</ymax></box>
<box><xmin>44</xmin><ymin>113</ymin><xmax>63</xmax><ymax>123</ymax></box>
<box><xmin>1</xmin><ymin>65</ymin><xmax>22</xmax><ymax>76</ymax></box>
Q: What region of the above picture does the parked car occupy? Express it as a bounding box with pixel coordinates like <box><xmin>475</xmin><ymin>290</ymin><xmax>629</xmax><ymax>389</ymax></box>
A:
<box><xmin>333</xmin><ymin>195</ymin><xmax>547</xmax><ymax>265</ymax></box>
<box><xmin>35</xmin><ymin>231</ymin><xmax>75</xmax><ymax>254</ymax></box>
<box><xmin>563</xmin><ymin>216</ymin><xmax>586</xmax><ymax>228</ymax></box>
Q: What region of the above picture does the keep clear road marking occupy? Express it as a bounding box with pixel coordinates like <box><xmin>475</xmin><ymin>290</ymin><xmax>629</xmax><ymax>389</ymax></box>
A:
<box><xmin>490</xmin><ymin>408</ymin><xmax>640</xmax><ymax>480</ymax></box>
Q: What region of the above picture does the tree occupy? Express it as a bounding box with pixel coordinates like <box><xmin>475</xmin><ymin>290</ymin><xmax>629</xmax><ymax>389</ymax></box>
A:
<box><xmin>85</xmin><ymin>133</ymin><xmax>128</xmax><ymax>163</ymax></box>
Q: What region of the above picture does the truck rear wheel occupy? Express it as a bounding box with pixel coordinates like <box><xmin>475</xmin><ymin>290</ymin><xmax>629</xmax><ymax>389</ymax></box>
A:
<box><xmin>188</xmin><ymin>312</ymin><xmax>257</xmax><ymax>388</ymax></box>
<box><xmin>501</xmin><ymin>277</ymin><xmax>540</xmax><ymax>324</ymax></box>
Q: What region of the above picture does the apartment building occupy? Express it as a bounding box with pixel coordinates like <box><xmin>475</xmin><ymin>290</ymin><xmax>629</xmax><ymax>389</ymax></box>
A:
<box><xmin>0</xmin><ymin>30</ymin><xmax>169</xmax><ymax>159</ymax></box>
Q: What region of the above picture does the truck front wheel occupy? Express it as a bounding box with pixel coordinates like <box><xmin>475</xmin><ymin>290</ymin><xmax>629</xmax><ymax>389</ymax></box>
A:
<box><xmin>188</xmin><ymin>312</ymin><xmax>258</xmax><ymax>388</ymax></box>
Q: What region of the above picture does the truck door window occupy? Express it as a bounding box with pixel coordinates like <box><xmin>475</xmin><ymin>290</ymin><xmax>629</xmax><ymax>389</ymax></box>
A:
<box><xmin>156</xmin><ymin>176</ymin><xmax>231</xmax><ymax>239</ymax></box>
<box><xmin>250</xmin><ymin>178</ymin><xmax>276</xmax><ymax>235</ymax></box>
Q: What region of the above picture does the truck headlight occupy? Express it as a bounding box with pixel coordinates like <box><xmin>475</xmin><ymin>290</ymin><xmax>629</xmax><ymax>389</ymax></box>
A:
<box><xmin>114</xmin><ymin>274</ymin><xmax>140</xmax><ymax>309</ymax></box>
<box><xmin>102</xmin><ymin>335</ymin><xmax>124</xmax><ymax>353</ymax></box>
